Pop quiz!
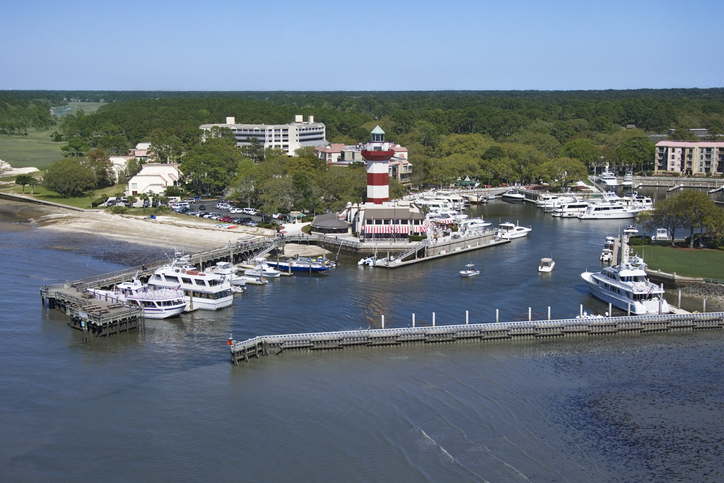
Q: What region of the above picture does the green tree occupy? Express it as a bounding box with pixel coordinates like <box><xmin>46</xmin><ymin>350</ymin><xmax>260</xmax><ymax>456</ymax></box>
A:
<box><xmin>616</xmin><ymin>131</ymin><xmax>654</xmax><ymax>173</ymax></box>
<box><xmin>538</xmin><ymin>157</ymin><xmax>588</xmax><ymax>188</ymax></box>
<box><xmin>231</xmin><ymin>157</ymin><xmax>259</xmax><ymax>207</ymax></box>
<box><xmin>181</xmin><ymin>137</ymin><xmax>243</xmax><ymax>195</ymax></box>
<box><xmin>668</xmin><ymin>191</ymin><xmax>722</xmax><ymax>247</ymax></box>
<box><xmin>60</xmin><ymin>137</ymin><xmax>90</xmax><ymax>157</ymax></box>
<box><xmin>83</xmin><ymin>149</ymin><xmax>114</xmax><ymax>188</ymax></box>
<box><xmin>15</xmin><ymin>174</ymin><xmax>35</xmax><ymax>194</ymax></box>
<box><xmin>559</xmin><ymin>139</ymin><xmax>601</xmax><ymax>167</ymax></box>
<box><xmin>43</xmin><ymin>159</ymin><xmax>97</xmax><ymax>197</ymax></box>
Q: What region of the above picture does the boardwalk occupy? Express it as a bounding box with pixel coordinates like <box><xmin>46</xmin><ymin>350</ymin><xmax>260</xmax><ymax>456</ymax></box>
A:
<box><xmin>229</xmin><ymin>311</ymin><xmax>724</xmax><ymax>364</ymax></box>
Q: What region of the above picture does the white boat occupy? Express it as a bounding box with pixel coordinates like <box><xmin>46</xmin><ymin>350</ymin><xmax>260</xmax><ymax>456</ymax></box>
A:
<box><xmin>538</xmin><ymin>258</ymin><xmax>555</xmax><ymax>273</ymax></box>
<box><xmin>622</xmin><ymin>171</ymin><xmax>634</xmax><ymax>188</ymax></box>
<box><xmin>458</xmin><ymin>217</ymin><xmax>492</xmax><ymax>234</ymax></box>
<box><xmin>243</xmin><ymin>258</ymin><xmax>281</xmax><ymax>278</ymax></box>
<box><xmin>623</xmin><ymin>225</ymin><xmax>638</xmax><ymax>236</ymax></box>
<box><xmin>501</xmin><ymin>189</ymin><xmax>525</xmax><ymax>202</ymax></box>
<box><xmin>581</xmin><ymin>236</ymin><xmax>670</xmax><ymax>315</ymax></box>
<box><xmin>596</xmin><ymin>164</ymin><xmax>618</xmax><ymax>190</ymax></box>
<box><xmin>204</xmin><ymin>261</ymin><xmax>249</xmax><ymax>288</ymax></box>
<box><xmin>460</xmin><ymin>264</ymin><xmax>480</xmax><ymax>277</ymax></box>
<box><xmin>358</xmin><ymin>256</ymin><xmax>376</xmax><ymax>266</ymax></box>
<box><xmin>652</xmin><ymin>227</ymin><xmax>671</xmax><ymax>241</ymax></box>
<box><xmin>578</xmin><ymin>196</ymin><xmax>640</xmax><ymax>220</ymax></box>
<box><xmin>267</xmin><ymin>256</ymin><xmax>329</xmax><ymax>273</ymax></box>
<box><xmin>148</xmin><ymin>253</ymin><xmax>234</xmax><ymax>310</ymax></box>
<box><xmin>497</xmin><ymin>221</ymin><xmax>532</xmax><ymax>239</ymax></box>
<box><xmin>600</xmin><ymin>248</ymin><xmax>613</xmax><ymax>263</ymax></box>
<box><xmin>551</xmin><ymin>201</ymin><xmax>590</xmax><ymax>218</ymax></box>
<box><xmin>88</xmin><ymin>277</ymin><xmax>187</xmax><ymax>319</ymax></box>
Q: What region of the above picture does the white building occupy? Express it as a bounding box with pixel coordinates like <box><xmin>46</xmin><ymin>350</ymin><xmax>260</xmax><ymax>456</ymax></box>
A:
<box><xmin>655</xmin><ymin>140</ymin><xmax>724</xmax><ymax>175</ymax></box>
<box><xmin>127</xmin><ymin>164</ymin><xmax>182</xmax><ymax>196</ymax></box>
<box><xmin>200</xmin><ymin>115</ymin><xmax>327</xmax><ymax>156</ymax></box>
<box><xmin>108</xmin><ymin>156</ymin><xmax>133</xmax><ymax>182</ymax></box>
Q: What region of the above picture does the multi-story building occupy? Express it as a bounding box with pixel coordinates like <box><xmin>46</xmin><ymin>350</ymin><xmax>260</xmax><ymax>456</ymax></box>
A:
<box><xmin>200</xmin><ymin>115</ymin><xmax>327</xmax><ymax>156</ymax></box>
<box><xmin>655</xmin><ymin>141</ymin><xmax>724</xmax><ymax>175</ymax></box>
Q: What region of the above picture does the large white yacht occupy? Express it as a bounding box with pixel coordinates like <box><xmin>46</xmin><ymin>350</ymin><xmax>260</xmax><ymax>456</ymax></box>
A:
<box><xmin>88</xmin><ymin>277</ymin><xmax>187</xmax><ymax>319</ymax></box>
<box><xmin>148</xmin><ymin>253</ymin><xmax>234</xmax><ymax>310</ymax></box>
<box><xmin>578</xmin><ymin>193</ymin><xmax>641</xmax><ymax>220</ymax></box>
<box><xmin>581</xmin><ymin>236</ymin><xmax>670</xmax><ymax>315</ymax></box>
<box><xmin>551</xmin><ymin>200</ymin><xmax>590</xmax><ymax>218</ymax></box>
<box><xmin>596</xmin><ymin>164</ymin><xmax>618</xmax><ymax>190</ymax></box>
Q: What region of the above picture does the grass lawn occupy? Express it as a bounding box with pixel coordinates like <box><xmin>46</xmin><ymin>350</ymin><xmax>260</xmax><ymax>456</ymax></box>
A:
<box><xmin>0</xmin><ymin>102</ymin><xmax>105</xmax><ymax>170</ymax></box>
<box><xmin>0</xmin><ymin>129</ymin><xmax>63</xmax><ymax>169</ymax></box>
<box><xmin>633</xmin><ymin>244</ymin><xmax>724</xmax><ymax>280</ymax></box>
<box><xmin>0</xmin><ymin>183</ymin><xmax>124</xmax><ymax>210</ymax></box>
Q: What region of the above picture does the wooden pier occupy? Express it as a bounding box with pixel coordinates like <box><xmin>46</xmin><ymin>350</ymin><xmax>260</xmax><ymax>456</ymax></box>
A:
<box><xmin>41</xmin><ymin>285</ymin><xmax>143</xmax><ymax>339</ymax></box>
<box><xmin>229</xmin><ymin>311</ymin><xmax>724</xmax><ymax>365</ymax></box>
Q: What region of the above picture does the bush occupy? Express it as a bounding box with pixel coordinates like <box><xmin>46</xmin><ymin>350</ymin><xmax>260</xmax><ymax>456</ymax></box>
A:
<box><xmin>110</xmin><ymin>206</ymin><xmax>128</xmax><ymax>214</ymax></box>
<box><xmin>629</xmin><ymin>236</ymin><xmax>651</xmax><ymax>246</ymax></box>
<box><xmin>409</xmin><ymin>234</ymin><xmax>428</xmax><ymax>242</ymax></box>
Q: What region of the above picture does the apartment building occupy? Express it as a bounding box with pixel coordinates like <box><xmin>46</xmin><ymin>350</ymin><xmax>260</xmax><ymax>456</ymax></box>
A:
<box><xmin>654</xmin><ymin>140</ymin><xmax>724</xmax><ymax>175</ymax></box>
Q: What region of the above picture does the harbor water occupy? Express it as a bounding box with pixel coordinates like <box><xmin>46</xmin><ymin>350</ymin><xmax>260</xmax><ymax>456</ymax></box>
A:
<box><xmin>2</xmin><ymin>193</ymin><xmax>724</xmax><ymax>482</ymax></box>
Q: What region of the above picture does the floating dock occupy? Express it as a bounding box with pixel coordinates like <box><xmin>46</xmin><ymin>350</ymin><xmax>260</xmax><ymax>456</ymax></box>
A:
<box><xmin>229</xmin><ymin>311</ymin><xmax>724</xmax><ymax>365</ymax></box>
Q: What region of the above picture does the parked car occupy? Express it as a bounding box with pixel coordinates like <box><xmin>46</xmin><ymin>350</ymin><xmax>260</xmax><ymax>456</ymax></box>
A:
<box><xmin>199</xmin><ymin>205</ymin><xmax>206</xmax><ymax>211</ymax></box>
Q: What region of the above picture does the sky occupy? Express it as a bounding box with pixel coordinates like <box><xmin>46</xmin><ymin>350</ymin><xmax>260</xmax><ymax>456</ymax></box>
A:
<box><xmin>2</xmin><ymin>0</ymin><xmax>723</xmax><ymax>91</ymax></box>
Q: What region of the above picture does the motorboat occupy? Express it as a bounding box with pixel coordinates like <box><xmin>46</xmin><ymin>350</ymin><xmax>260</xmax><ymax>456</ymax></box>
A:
<box><xmin>581</xmin><ymin>235</ymin><xmax>670</xmax><ymax>315</ymax></box>
<box><xmin>596</xmin><ymin>164</ymin><xmax>618</xmax><ymax>190</ymax></box>
<box><xmin>87</xmin><ymin>277</ymin><xmax>187</xmax><ymax>319</ymax></box>
<box><xmin>458</xmin><ymin>217</ymin><xmax>492</xmax><ymax>234</ymax></box>
<box><xmin>497</xmin><ymin>221</ymin><xmax>532</xmax><ymax>239</ymax></box>
<box><xmin>501</xmin><ymin>189</ymin><xmax>525</xmax><ymax>202</ymax></box>
<box><xmin>623</xmin><ymin>225</ymin><xmax>638</xmax><ymax>236</ymax></box>
<box><xmin>204</xmin><ymin>261</ymin><xmax>249</xmax><ymax>288</ymax></box>
<box><xmin>148</xmin><ymin>252</ymin><xmax>234</xmax><ymax>310</ymax></box>
<box><xmin>460</xmin><ymin>264</ymin><xmax>480</xmax><ymax>277</ymax></box>
<box><xmin>243</xmin><ymin>258</ymin><xmax>281</xmax><ymax>278</ymax></box>
<box><xmin>600</xmin><ymin>248</ymin><xmax>613</xmax><ymax>263</ymax></box>
<box><xmin>652</xmin><ymin>227</ymin><xmax>671</xmax><ymax>241</ymax></box>
<box><xmin>540</xmin><ymin>195</ymin><xmax>579</xmax><ymax>212</ymax></box>
<box><xmin>622</xmin><ymin>171</ymin><xmax>634</xmax><ymax>188</ymax></box>
<box><xmin>551</xmin><ymin>201</ymin><xmax>590</xmax><ymax>218</ymax></box>
<box><xmin>538</xmin><ymin>258</ymin><xmax>555</xmax><ymax>273</ymax></box>
<box><xmin>267</xmin><ymin>256</ymin><xmax>330</xmax><ymax>273</ymax></box>
<box><xmin>358</xmin><ymin>256</ymin><xmax>376</xmax><ymax>267</ymax></box>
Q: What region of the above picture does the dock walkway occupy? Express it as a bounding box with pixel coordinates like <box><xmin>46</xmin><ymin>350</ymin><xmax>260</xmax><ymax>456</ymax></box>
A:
<box><xmin>230</xmin><ymin>311</ymin><xmax>724</xmax><ymax>364</ymax></box>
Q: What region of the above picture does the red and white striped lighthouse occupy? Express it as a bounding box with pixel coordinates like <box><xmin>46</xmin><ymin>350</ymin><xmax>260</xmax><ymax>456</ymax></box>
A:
<box><xmin>361</xmin><ymin>126</ymin><xmax>395</xmax><ymax>204</ymax></box>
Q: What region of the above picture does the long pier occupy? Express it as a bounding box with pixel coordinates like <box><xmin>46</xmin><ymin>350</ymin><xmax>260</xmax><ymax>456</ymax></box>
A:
<box><xmin>229</xmin><ymin>311</ymin><xmax>724</xmax><ymax>364</ymax></box>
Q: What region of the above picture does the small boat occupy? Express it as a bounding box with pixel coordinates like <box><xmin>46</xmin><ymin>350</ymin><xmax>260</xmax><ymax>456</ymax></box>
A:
<box><xmin>497</xmin><ymin>221</ymin><xmax>532</xmax><ymax>239</ymax></box>
<box><xmin>622</xmin><ymin>170</ymin><xmax>634</xmax><ymax>188</ymax></box>
<box><xmin>652</xmin><ymin>227</ymin><xmax>671</xmax><ymax>241</ymax></box>
<box><xmin>538</xmin><ymin>258</ymin><xmax>555</xmax><ymax>273</ymax></box>
<box><xmin>623</xmin><ymin>225</ymin><xmax>638</xmax><ymax>236</ymax></box>
<box><xmin>243</xmin><ymin>258</ymin><xmax>281</xmax><ymax>278</ymax></box>
<box><xmin>501</xmin><ymin>189</ymin><xmax>525</xmax><ymax>202</ymax></box>
<box><xmin>460</xmin><ymin>264</ymin><xmax>480</xmax><ymax>277</ymax></box>
<box><xmin>358</xmin><ymin>256</ymin><xmax>376</xmax><ymax>266</ymax></box>
<box><xmin>600</xmin><ymin>248</ymin><xmax>613</xmax><ymax>263</ymax></box>
<box><xmin>88</xmin><ymin>277</ymin><xmax>187</xmax><ymax>319</ymax></box>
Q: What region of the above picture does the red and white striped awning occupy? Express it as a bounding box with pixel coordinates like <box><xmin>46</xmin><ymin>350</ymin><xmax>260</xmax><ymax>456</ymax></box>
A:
<box><xmin>364</xmin><ymin>224</ymin><xmax>420</xmax><ymax>234</ymax></box>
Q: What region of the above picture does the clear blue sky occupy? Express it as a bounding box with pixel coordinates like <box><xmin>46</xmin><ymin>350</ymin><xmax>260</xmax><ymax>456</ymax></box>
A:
<box><xmin>2</xmin><ymin>0</ymin><xmax>722</xmax><ymax>91</ymax></box>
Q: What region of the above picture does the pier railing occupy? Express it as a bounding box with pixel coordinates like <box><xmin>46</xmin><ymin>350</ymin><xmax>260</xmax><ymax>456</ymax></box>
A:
<box><xmin>229</xmin><ymin>311</ymin><xmax>724</xmax><ymax>364</ymax></box>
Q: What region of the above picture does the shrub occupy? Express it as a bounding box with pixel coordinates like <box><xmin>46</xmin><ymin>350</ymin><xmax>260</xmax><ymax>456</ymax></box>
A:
<box><xmin>110</xmin><ymin>206</ymin><xmax>128</xmax><ymax>214</ymax></box>
<box><xmin>409</xmin><ymin>234</ymin><xmax>428</xmax><ymax>242</ymax></box>
<box><xmin>629</xmin><ymin>236</ymin><xmax>652</xmax><ymax>246</ymax></box>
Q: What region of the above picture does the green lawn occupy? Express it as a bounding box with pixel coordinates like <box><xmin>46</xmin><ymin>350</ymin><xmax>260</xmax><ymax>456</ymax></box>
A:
<box><xmin>0</xmin><ymin>129</ymin><xmax>63</xmax><ymax>169</ymax></box>
<box><xmin>0</xmin><ymin>102</ymin><xmax>105</xmax><ymax>170</ymax></box>
<box><xmin>633</xmin><ymin>244</ymin><xmax>724</xmax><ymax>280</ymax></box>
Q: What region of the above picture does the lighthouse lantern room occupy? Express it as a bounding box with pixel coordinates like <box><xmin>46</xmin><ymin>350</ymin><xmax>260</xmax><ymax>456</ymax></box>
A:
<box><xmin>361</xmin><ymin>126</ymin><xmax>395</xmax><ymax>204</ymax></box>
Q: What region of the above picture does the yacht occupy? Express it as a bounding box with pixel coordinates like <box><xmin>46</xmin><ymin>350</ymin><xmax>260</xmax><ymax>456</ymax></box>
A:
<box><xmin>551</xmin><ymin>200</ymin><xmax>590</xmax><ymax>218</ymax></box>
<box><xmin>148</xmin><ymin>253</ymin><xmax>234</xmax><ymax>310</ymax></box>
<box><xmin>596</xmin><ymin>164</ymin><xmax>618</xmax><ymax>190</ymax></box>
<box><xmin>204</xmin><ymin>261</ymin><xmax>249</xmax><ymax>288</ymax></box>
<box><xmin>501</xmin><ymin>189</ymin><xmax>525</xmax><ymax>202</ymax></box>
<box><xmin>267</xmin><ymin>256</ymin><xmax>329</xmax><ymax>273</ymax></box>
<box><xmin>581</xmin><ymin>236</ymin><xmax>670</xmax><ymax>315</ymax></box>
<box><xmin>88</xmin><ymin>277</ymin><xmax>187</xmax><ymax>319</ymax></box>
<box><xmin>578</xmin><ymin>194</ymin><xmax>641</xmax><ymax>220</ymax></box>
<box><xmin>543</xmin><ymin>195</ymin><xmax>580</xmax><ymax>212</ymax></box>
<box><xmin>497</xmin><ymin>221</ymin><xmax>532</xmax><ymax>239</ymax></box>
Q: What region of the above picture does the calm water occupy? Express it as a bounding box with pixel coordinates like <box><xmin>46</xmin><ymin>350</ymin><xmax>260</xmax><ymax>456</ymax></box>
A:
<box><xmin>2</xmin><ymin>195</ymin><xmax>724</xmax><ymax>482</ymax></box>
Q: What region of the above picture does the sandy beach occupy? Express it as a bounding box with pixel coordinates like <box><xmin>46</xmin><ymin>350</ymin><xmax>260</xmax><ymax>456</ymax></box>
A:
<box><xmin>1</xmin><ymin>198</ymin><xmax>329</xmax><ymax>257</ymax></box>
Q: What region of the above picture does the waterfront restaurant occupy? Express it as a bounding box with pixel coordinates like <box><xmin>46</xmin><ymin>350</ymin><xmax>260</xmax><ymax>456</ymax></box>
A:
<box><xmin>340</xmin><ymin>202</ymin><xmax>429</xmax><ymax>241</ymax></box>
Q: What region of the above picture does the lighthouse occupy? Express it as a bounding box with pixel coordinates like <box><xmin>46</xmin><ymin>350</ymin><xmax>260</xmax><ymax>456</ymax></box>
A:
<box><xmin>361</xmin><ymin>126</ymin><xmax>395</xmax><ymax>204</ymax></box>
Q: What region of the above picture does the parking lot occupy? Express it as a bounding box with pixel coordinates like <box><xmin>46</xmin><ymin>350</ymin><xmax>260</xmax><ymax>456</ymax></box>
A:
<box><xmin>172</xmin><ymin>200</ymin><xmax>289</xmax><ymax>227</ymax></box>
